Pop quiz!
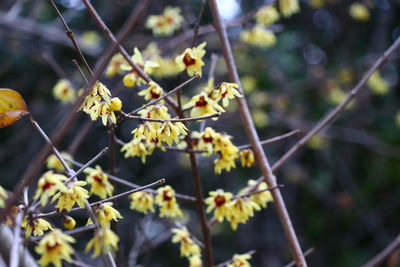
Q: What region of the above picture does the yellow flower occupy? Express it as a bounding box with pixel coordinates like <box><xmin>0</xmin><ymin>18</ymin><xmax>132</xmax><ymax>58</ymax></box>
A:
<box><xmin>52</xmin><ymin>79</ymin><xmax>76</xmax><ymax>104</ymax></box>
<box><xmin>171</xmin><ymin>227</ymin><xmax>201</xmax><ymax>257</ymax></box>
<box><xmin>310</xmin><ymin>0</ymin><xmax>324</xmax><ymax>9</ymax></box>
<box><xmin>227</xmin><ymin>198</ymin><xmax>260</xmax><ymax>230</ymax></box>
<box><xmin>243</xmin><ymin>180</ymin><xmax>273</xmax><ymax>209</ymax></box>
<box><xmin>129</xmin><ymin>191</ymin><xmax>155</xmax><ymax>213</ymax></box>
<box><xmin>213</xmin><ymin>134</ymin><xmax>239</xmax><ymax>174</ymax></box>
<box><xmin>157</xmin><ymin>121</ymin><xmax>188</xmax><ymax>146</ymax></box>
<box><xmin>214</xmin><ymin>82</ymin><xmax>242</xmax><ymax>107</ymax></box>
<box><xmin>96</xmin><ymin>102</ymin><xmax>117</xmax><ymax>126</ymax></box>
<box><xmin>85</xmin><ymin>227</ymin><xmax>119</xmax><ymax>258</ymax></box>
<box><xmin>184</xmin><ymin>93</ymin><xmax>225</xmax><ymax>118</ymax></box>
<box><xmin>155</xmin><ymin>185</ymin><xmax>183</xmax><ymax>218</ymax></box>
<box><xmin>255</xmin><ymin>6</ymin><xmax>280</xmax><ymax>25</ymax></box>
<box><xmin>35</xmin><ymin>229</ymin><xmax>75</xmax><ymax>267</ymax></box>
<box><xmin>214</xmin><ymin>155</ymin><xmax>237</xmax><ymax>174</ymax></box>
<box><xmin>34</xmin><ymin>171</ymin><xmax>68</xmax><ymax>206</ymax></box>
<box><xmin>85</xmin><ymin>166</ymin><xmax>114</xmax><ymax>199</ymax></box>
<box><xmin>110</xmin><ymin>97</ymin><xmax>122</xmax><ymax>111</ymax></box>
<box><xmin>205</xmin><ymin>189</ymin><xmax>233</xmax><ymax>222</ymax></box>
<box><xmin>132</xmin><ymin>123</ymin><xmax>158</xmax><ymax>143</ymax></box>
<box><xmin>279</xmin><ymin>0</ymin><xmax>300</xmax><ymax>18</ymax></box>
<box><xmin>239</xmin><ymin>149</ymin><xmax>255</xmax><ymax>168</ymax></box>
<box><xmin>121</xmin><ymin>48</ymin><xmax>159</xmax><ymax>87</ymax></box>
<box><xmin>146</xmin><ymin>6</ymin><xmax>183</xmax><ymax>36</ymax></box>
<box><xmin>105</xmin><ymin>53</ymin><xmax>126</xmax><ymax>78</ymax></box>
<box><xmin>227</xmin><ymin>253</ymin><xmax>252</xmax><ymax>267</ymax></box>
<box><xmin>46</xmin><ymin>152</ymin><xmax>73</xmax><ymax>172</ymax></box>
<box><xmin>138</xmin><ymin>81</ymin><xmax>164</xmax><ymax>101</ymax></box>
<box><xmin>51</xmin><ymin>181</ymin><xmax>89</xmax><ymax>211</ymax></box>
<box><xmin>195</xmin><ymin>127</ymin><xmax>221</xmax><ymax>154</ymax></box>
<box><xmin>80</xmin><ymin>31</ymin><xmax>101</xmax><ymax>49</ymax></box>
<box><xmin>121</xmin><ymin>138</ymin><xmax>157</xmax><ymax>163</ymax></box>
<box><xmin>22</xmin><ymin>217</ymin><xmax>53</xmax><ymax>238</ymax></box>
<box><xmin>368</xmin><ymin>71</ymin><xmax>390</xmax><ymax>95</ymax></box>
<box><xmin>138</xmin><ymin>104</ymin><xmax>171</xmax><ymax>120</ymax></box>
<box><xmin>189</xmin><ymin>255</ymin><xmax>203</xmax><ymax>267</ymax></box>
<box><xmin>0</xmin><ymin>185</ymin><xmax>7</xmax><ymax>208</ymax></box>
<box><xmin>62</xmin><ymin>215</ymin><xmax>76</xmax><ymax>230</ymax></box>
<box><xmin>240</xmin><ymin>25</ymin><xmax>277</xmax><ymax>48</ymax></box>
<box><xmin>175</xmin><ymin>42</ymin><xmax>206</xmax><ymax>77</ymax></box>
<box><xmin>349</xmin><ymin>3</ymin><xmax>369</xmax><ymax>22</ymax></box>
<box><xmin>94</xmin><ymin>202</ymin><xmax>123</xmax><ymax>227</ymax></box>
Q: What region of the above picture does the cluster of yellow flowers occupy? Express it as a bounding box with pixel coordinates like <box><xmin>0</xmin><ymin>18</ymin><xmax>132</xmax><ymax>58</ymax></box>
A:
<box><xmin>171</xmin><ymin>226</ymin><xmax>202</xmax><ymax>267</ymax></box>
<box><xmin>86</xmin><ymin>226</ymin><xmax>119</xmax><ymax>258</ymax></box>
<box><xmin>84</xmin><ymin>165</ymin><xmax>114</xmax><ymax>199</ymax></box>
<box><xmin>192</xmin><ymin>127</ymin><xmax>255</xmax><ymax>174</ymax></box>
<box><xmin>241</xmin><ymin>0</ymin><xmax>300</xmax><ymax>48</ymax></box>
<box><xmin>130</xmin><ymin>185</ymin><xmax>183</xmax><ymax>218</ymax></box>
<box><xmin>22</xmin><ymin>217</ymin><xmax>53</xmax><ymax>237</ymax></box>
<box><xmin>146</xmin><ymin>6</ymin><xmax>183</xmax><ymax>36</ymax></box>
<box><xmin>81</xmin><ymin>81</ymin><xmax>122</xmax><ymax>126</ymax></box>
<box><xmin>121</xmin><ymin>104</ymin><xmax>188</xmax><ymax>162</ymax></box>
<box><xmin>205</xmin><ymin>180</ymin><xmax>273</xmax><ymax>230</ymax></box>
<box><xmin>52</xmin><ymin>79</ymin><xmax>77</xmax><ymax>104</ymax></box>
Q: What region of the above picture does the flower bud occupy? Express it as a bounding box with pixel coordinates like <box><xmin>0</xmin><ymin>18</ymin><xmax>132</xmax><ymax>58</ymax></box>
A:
<box><xmin>62</xmin><ymin>215</ymin><xmax>76</xmax><ymax>230</ymax></box>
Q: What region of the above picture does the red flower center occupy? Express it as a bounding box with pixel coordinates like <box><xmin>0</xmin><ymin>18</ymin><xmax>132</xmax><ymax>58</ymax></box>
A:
<box><xmin>214</xmin><ymin>195</ymin><xmax>226</xmax><ymax>207</ymax></box>
<box><xmin>195</xmin><ymin>96</ymin><xmax>208</xmax><ymax>107</ymax></box>
<box><xmin>183</xmin><ymin>53</ymin><xmax>196</xmax><ymax>67</ymax></box>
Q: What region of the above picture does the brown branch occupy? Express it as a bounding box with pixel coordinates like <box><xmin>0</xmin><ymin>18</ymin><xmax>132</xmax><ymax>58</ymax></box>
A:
<box><xmin>207</xmin><ymin>1</ymin><xmax>308</xmax><ymax>266</ymax></box>
<box><xmin>191</xmin><ymin>0</ymin><xmax>207</xmax><ymax>47</ymax></box>
<box><xmin>0</xmin><ymin>0</ymin><xmax>150</xmax><ymax>223</ymax></box>
<box><xmin>284</xmin><ymin>248</ymin><xmax>316</xmax><ymax>267</ymax></box>
<box><xmin>362</xmin><ymin>234</ymin><xmax>400</xmax><ymax>267</ymax></box>
<box><xmin>9</xmin><ymin>212</ymin><xmax>23</xmax><ymax>267</ymax></box>
<box><xmin>29</xmin><ymin>225</ymin><xmax>96</xmax><ymax>242</ymax></box>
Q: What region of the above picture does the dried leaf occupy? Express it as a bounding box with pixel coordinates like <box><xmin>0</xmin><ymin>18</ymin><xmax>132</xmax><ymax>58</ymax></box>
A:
<box><xmin>0</xmin><ymin>89</ymin><xmax>29</xmax><ymax>128</ymax></box>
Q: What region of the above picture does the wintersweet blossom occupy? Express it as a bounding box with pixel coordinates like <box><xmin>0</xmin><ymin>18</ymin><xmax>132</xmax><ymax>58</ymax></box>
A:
<box><xmin>146</xmin><ymin>6</ymin><xmax>183</xmax><ymax>36</ymax></box>
<box><xmin>52</xmin><ymin>181</ymin><xmax>89</xmax><ymax>211</ymax></box>
<box><xmin>105</xmin><ymin>53</ymin><xmax>126</xmax><ymax>78</ymax></box>
<box><xmin>35</xmin><ymin>229</ymin><xmax>75</xmax><ymax>267</ymax></box>
<box><xmin>129</xmin><ymin>191</ymin><xmax>155</xmax><ymax>213</ymax></box>
<box><xmin>205</xmin><ymin>189</ymin><xmax>233</xmax><ymax>222</ymax></box>
<box><xmin>240</xmin><ymin>25</ymin><xmax>277</xmax><ymax>48</ymax></box>
<box><xmin>227</xmin><ymin>253</ymin><xmax>252</xmax><ymax>267</ymax></box>
<box><xmin>94</xmin><ymin>202</ymin><xmax>123</xmax><ymax>226</ymax></box>
<box><xmin>121</xmin><ymin>138</ymin><xmax>157</xmax><ymax>163</ymax></box>
<box><xmin>175</xmin><ymin>42</ymin><xmax>207</xmax><ymax>77</ymax></box>
<box><xmin>171</xmin><ymin>227</ymin><xmax>201</xmax><ymax>257</ymax></box>
<box><xmin>279</xmin><ymin>0</ymin><xmax>300</xmax><ymax>18</ymax></box>
<box><xmin>121</xmin><ymin>48</ymin><xmax>159</xmax><ymax>87</ymax></box>
<box><xmin>85</xmin><ymin>227</ymin><xmax>119</xmax><ymax>258</ymax></box>
<box><xmin>184</xmin><ymin>93</ymin><xmax>225</xmax><ymax>118</ymax></box>
<box><xmin>34</xmin><ymin>171</ymin><xmax>68</xmax><ymax>206</ymax></box>
<box><xmin>189</xmin><ymin>255</ymin><xmax>203</xmax><ymax>267</ymax></box>
<box><xmin>239</xmin><ymin>149</ymin><xmax>255</xmax><ymax>168</ymax></box>
<box><xmin>62</xmin><ymin>215</ymin><xmax>76</xmax><ymax>230</ymax></box>
<box><xmin>244</xmin><ymin>180</ymin><xmax>273</xmax><ymax>208</ymax></box>
<box><xmin>157</xmin><ymin>121</ymin><xmax>188</xmax><ymax>146</ymax></box>
<box><xmin>138</xmin><ymin>81</ymin><xmax>164</xmax><ymax>101</ymax></box>
<box><xmin>195</xmin><ymin>127</ymin><xmax>220</xmax><ymax>154</ymax></box>
<box><xmin>22</xmin><ymin>217</ymin><xmax>53</xmax><ymax>237</ymax></box>
<box><xmin>255</xmin><ymin>6</ymin><xmax>280</xmax><ymax>25</ymax></box>
<box><xmin>85</xmin><ymin>166</ymin><xmax>114</xmax><ymax>199</ymax></box>
<box><xmin>155</xmin><ymin>185</ymin><xmax>183</xmax><ymax>218</ymax></box>
<box><xmin>52</xmin><ymin>79</ymin><xmax>76</xmax><ymax>104</ymax></box>
<box><xmin>132</xmin><ymin>123</ymin><xmax>158</xmax><ymax>143</ymax></box>
<box><xmin>46</xmin><ymin>152</ymin><xmax>73</xmax><ymax>172</ymax></box>
<box><xmin>213</xmin><ymin>134</ymin><xmax>239</xmax><ymax>174</ymax></box>
<box><xmin>213</xmin><ymin>82</ymin><xmax>242</xmax><ymax>107</ymax></box>
<box><xmin>227</xmin><ymin>198</ymin><xmax>261</xmax><ymax>230</ymax></box>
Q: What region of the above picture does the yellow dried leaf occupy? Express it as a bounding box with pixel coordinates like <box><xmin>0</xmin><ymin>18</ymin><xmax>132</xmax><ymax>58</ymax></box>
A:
<box><xmin>0</xmin><ymin>89</ymin><xmax>28</xmax><ymax>128</ymax></box>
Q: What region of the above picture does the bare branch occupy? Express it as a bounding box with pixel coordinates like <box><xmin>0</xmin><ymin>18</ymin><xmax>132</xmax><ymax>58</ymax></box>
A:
<box><xmin>362</xmin><ymin>234</ymin><xmax>400</xmax><ymax>267</ymax></box>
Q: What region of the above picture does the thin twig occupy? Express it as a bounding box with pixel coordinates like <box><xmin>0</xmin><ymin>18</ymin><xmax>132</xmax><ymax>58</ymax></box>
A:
<box><xmin>9</xmin><ymin>212</ymin><xmax>23</xmax><ymax>267</ymax></box>
<box><xmin>237</xmin><ymin>130</ymin><xmax>300</xmax><ymax>150</ymax></box>
<box><xmin>284</xmin><ymin>248</ymin><xmax>316</xmax><ymax>267</ymax></box>
<box><xmin>362</xmin><ymin>234</ymin><xmax>400</xmax><ymax>267</ymax></box>
<box><xmin>233</xmin><ymin>184</ymin><xmax>284</xmax><ymax>200</ymax></box>
<box><xmin>49</xmin><ymin>0</ymin><xmax>94</xmax><ymax>77</ymax></box>
<box><xmin>72</xmin><ymin>59</ymin><xmax>89</xmax><ymax>85</ymax></box>
<box><xmin>191</xmin><ymin>0</ymin><xmax>207</xmax><ymax>47</ymax></box>
<box><xmin>207</xmin><ymin>1</ymin><xmax>308</xmax><ymax>266</ymax></box>
<box><xmin>121</xmin><ymin>112</ymin><xmax>219</xmax><ymax>123</ymax></box>
<box><xmin>30</xmin><ymin>225</ymin><xmax>96</xmax><ymax>242</ymax></box>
